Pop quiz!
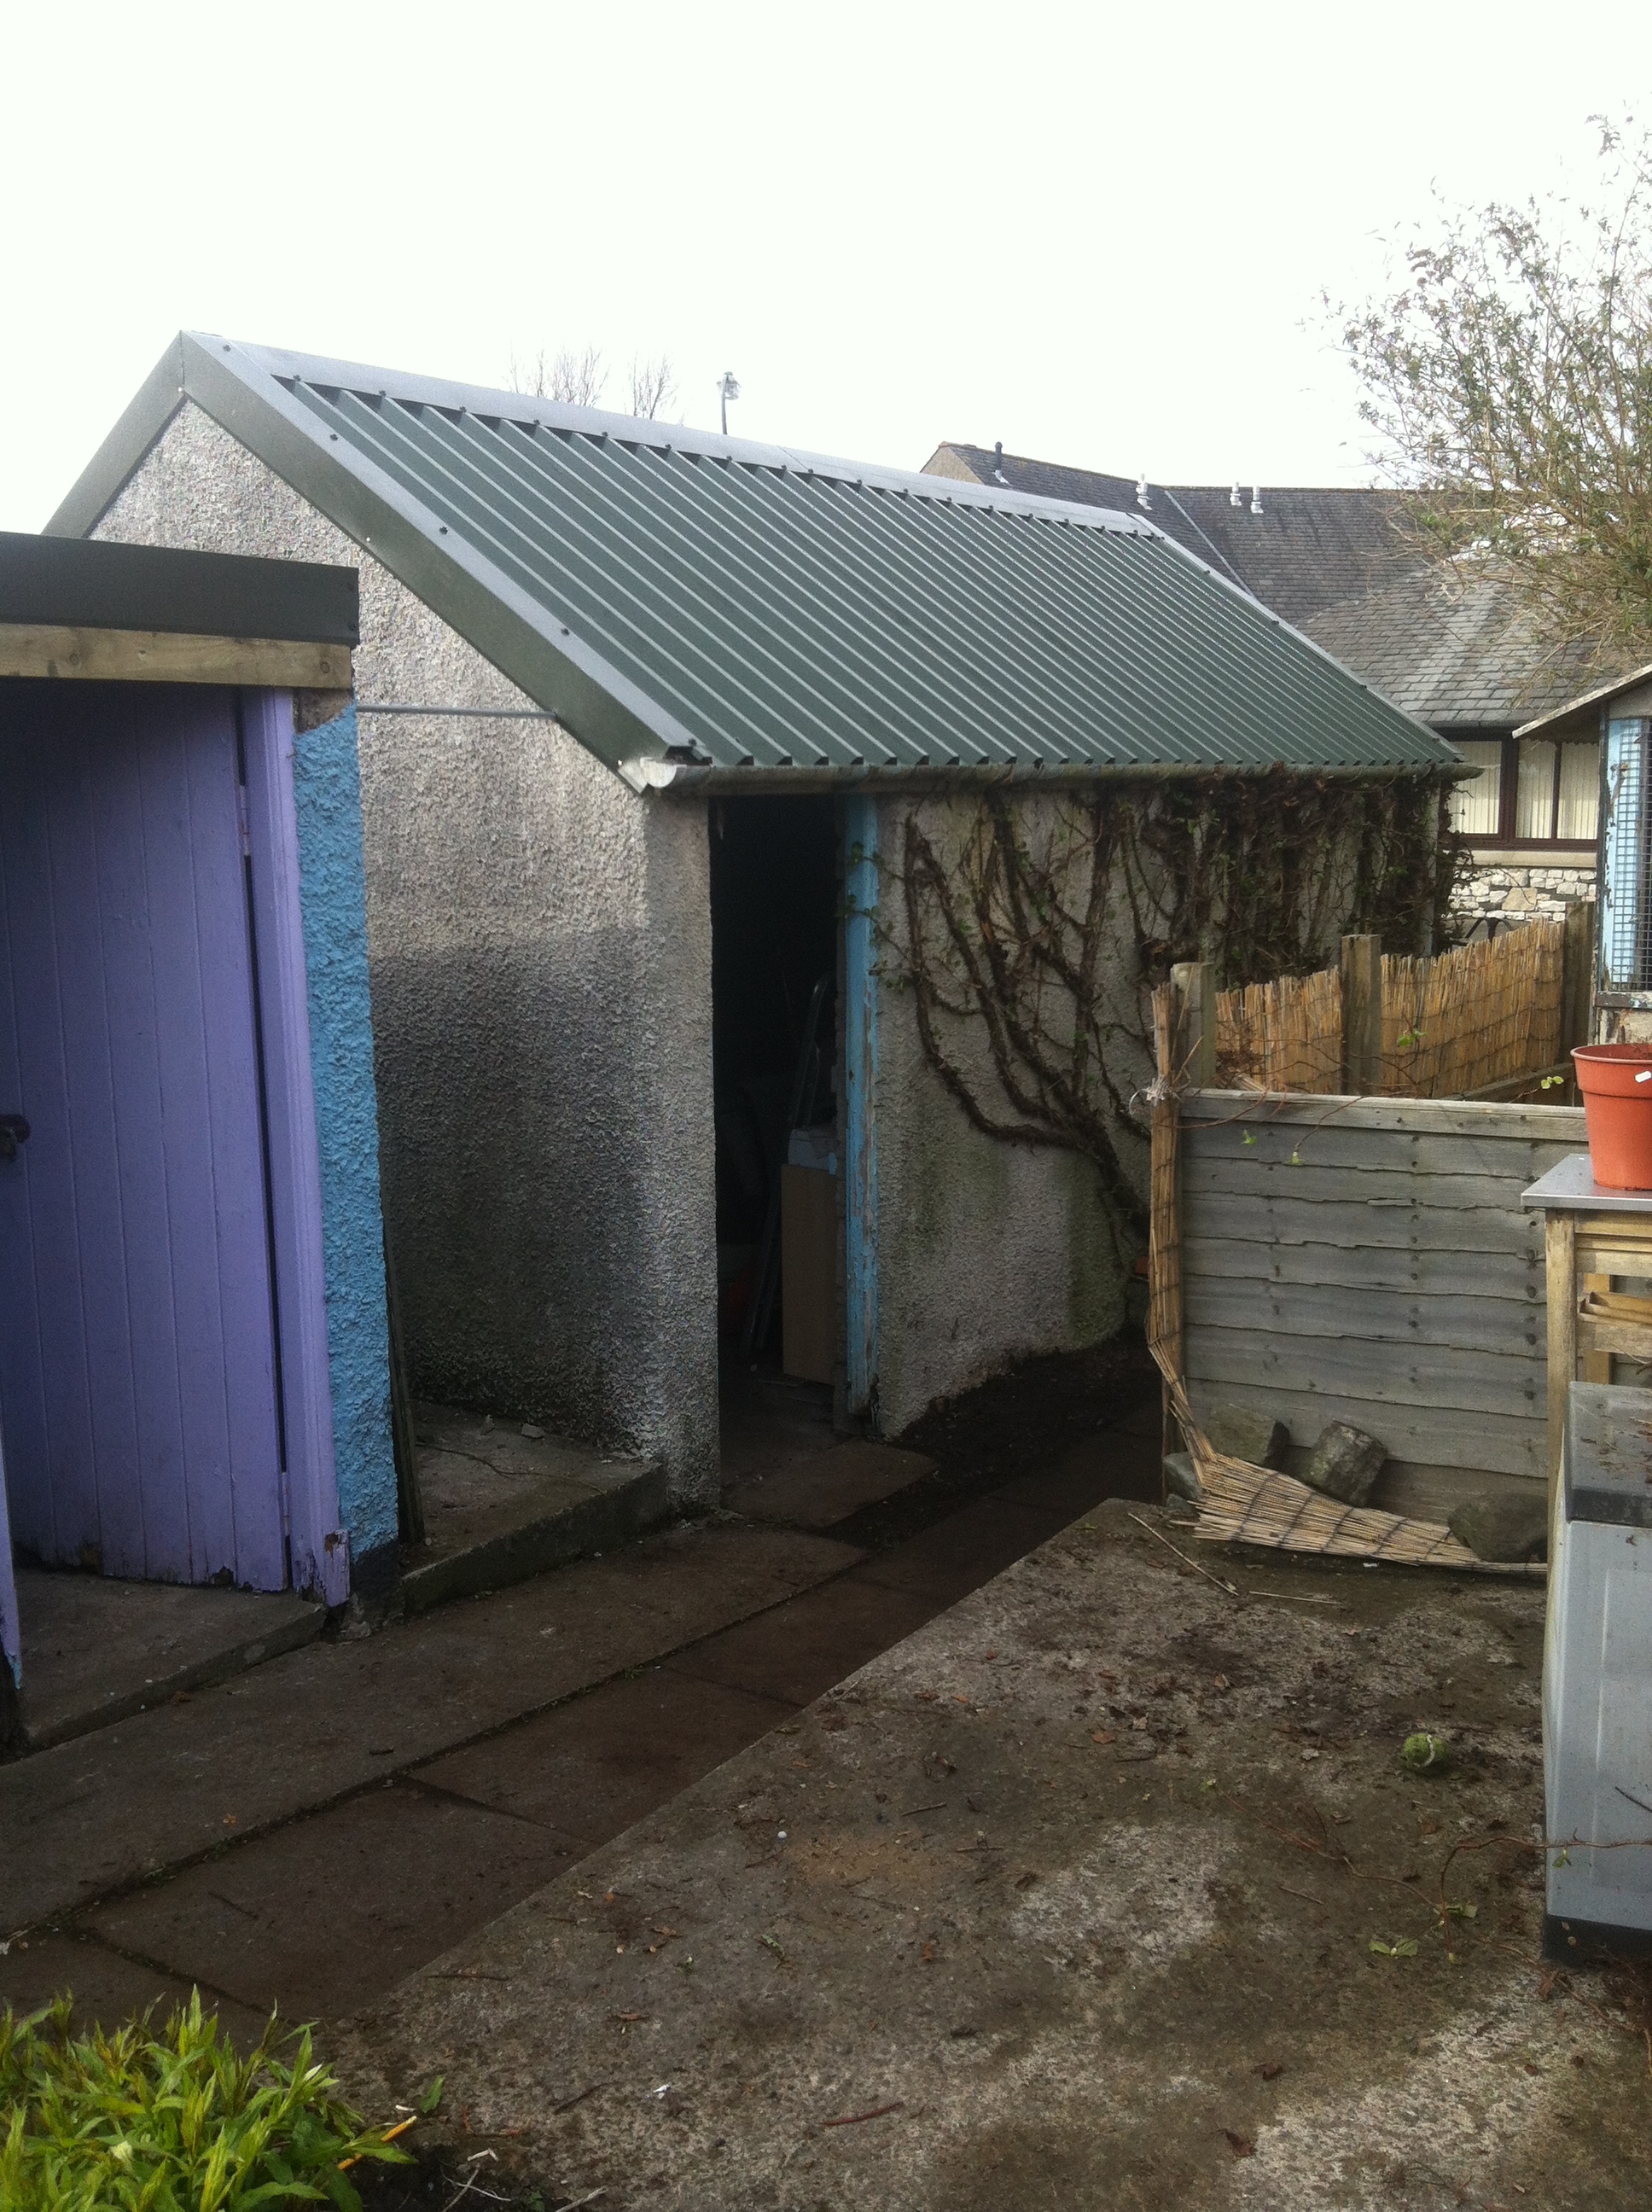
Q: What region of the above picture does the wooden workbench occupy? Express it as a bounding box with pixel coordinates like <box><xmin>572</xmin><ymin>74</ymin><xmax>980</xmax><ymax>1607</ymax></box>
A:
<box><xmin>1524</xmin><ymin>1154</ymin><xmax>1652</xmax><ymax>1505</ymax></box>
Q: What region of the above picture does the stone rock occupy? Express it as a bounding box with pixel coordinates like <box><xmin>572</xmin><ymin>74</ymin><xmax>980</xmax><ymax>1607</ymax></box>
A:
<box><xmin>1448</xmin><ymin>1489</ymin><xmax>1548</xmax><ymax>1563</ymax></box>
<box><xmin>1304</xmin><ymin>1421</ymin><xmax>1386</xmax><ymax>1507</ymax></box>
<box><xmin>1164</xmin><ymin>1452</ymin><xmax>1202</xmax><ymax>1505</ymax></box>
<box><xmin>1204</xmin><ymin>1400</ymin><xmax>1289</xmax><ymax>1470</ymax></box>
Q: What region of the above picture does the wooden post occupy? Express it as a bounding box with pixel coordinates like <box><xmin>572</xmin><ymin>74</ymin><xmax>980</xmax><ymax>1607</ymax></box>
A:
<box><xmin>1560</xmin><ymin>898</ymin><xmax>1597</xmax><ymax>1057</ymax></box>
<box><xmin>1169</xmin><ymin>959</ymin><xmax>1216</xmax><ymax>1090</ymax></box>
<box><xmin>1340</xmin><ymin>934</ymin><xmax>1382</xmax><ymax>1096</ymax></box>
<box><xmin>1544</xmin><ymin>1210</ymin><xmax>1577</xmax><ymax>1511</ymax></box>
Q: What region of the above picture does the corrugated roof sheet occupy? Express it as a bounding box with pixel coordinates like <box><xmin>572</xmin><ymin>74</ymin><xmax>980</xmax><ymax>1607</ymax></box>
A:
<box><xmin>54</xmin><ymin>337</ymin><xmax>1459</xmax><ymax>786</ymax></box>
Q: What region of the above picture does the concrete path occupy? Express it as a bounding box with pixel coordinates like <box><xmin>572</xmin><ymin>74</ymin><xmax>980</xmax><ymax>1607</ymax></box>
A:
<box><xmin>339</xmin><ymin>1505</ymin><xmax>1652</xmax><ymax>2212</ymax></box>
<box><xmin>0</xmin><ymin>1394</ymin><xmax>1160</xmax><ymax>2046</ymax></box>
<box><xmin>12</xmin><ymin>1570</ymin><xmax>323</xmax><ymax>1753</ymax></box>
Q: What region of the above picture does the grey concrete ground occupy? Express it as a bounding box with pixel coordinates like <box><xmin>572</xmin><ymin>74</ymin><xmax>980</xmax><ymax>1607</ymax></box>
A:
<box><xmin>340</xmin><ymin>1506</ymin><xmax>1652</xmax><ymax>2212</ymax></box>
<box><xmin>0</xmin><ymin>1370</ymin><xmax>1159</xmax><ymax>2050</ymax></box>
<box><xmin>12</xmin><ymin>1570</ymin><xmax>323</xmax><ymax>1752</ymax></box>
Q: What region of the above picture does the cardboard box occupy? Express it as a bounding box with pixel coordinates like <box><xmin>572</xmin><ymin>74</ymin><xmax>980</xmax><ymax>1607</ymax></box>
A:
<box><xmin>781</xmin><ymin>1163</ymin><xmax>836</xmax><ymax>1383</ymax></box>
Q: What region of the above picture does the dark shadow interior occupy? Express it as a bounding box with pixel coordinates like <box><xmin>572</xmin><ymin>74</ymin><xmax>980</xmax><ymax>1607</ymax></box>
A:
<box><xmin>709</xmin><ymin>795</ymin><xmax>839</xmax><ymax>1385</ymax></box>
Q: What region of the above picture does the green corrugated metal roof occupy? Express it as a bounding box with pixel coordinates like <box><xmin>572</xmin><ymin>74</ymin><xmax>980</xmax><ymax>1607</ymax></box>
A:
<box><xmin>51</xmin><ymin>335</ymin><xmax>1461</xmax><ymax>789</ymax></box>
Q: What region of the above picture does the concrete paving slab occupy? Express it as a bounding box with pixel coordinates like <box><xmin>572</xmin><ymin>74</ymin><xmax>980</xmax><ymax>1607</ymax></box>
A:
<box><xmin>337</xmin><ymin>1505</ymin><xmax>1652</xmax><ymax>2212</ymax></box>
<box><xmin>663</xmin><ymin>1579</ymin><xmax>942</xmax><ymax>1709</ymax></box>
<box><xmin>724</xmin><ymin>1441</ymin><xmax>939</xmax><ymax>1528</ymax></box>
<box><xmin>13</xmin><ymin>1569</ymin><xmax>323</xmax><ymax>1754</ymax></box>
<box><xmin>405</xmin><ymin>1405</ymin><xmax>667</xmax><ymax>1613</ymax></box>
<box><xmin>991</xmin><ymin>1429</ymin><xmax>1162</xmax><ymax>1520</ymax></box>
<box><xmin>89</xmin><ymin>1781</ymin><xmax>576</xmax><ymax>2021</ymax></box>
<box><xmin>1</xmin><ymin>1526</ymin><xmax>863</xmax><ymax>1930</ymax></box>
<box><xmin>416</xmin><ymin>1671</ymin><xmax>798</xmax><ymax>1847</ymax></box>
<box><xmin>850</xmin><ymin>1495</ymin><xmax>1068</xmax><ymax>1603</ymax></box>
<box><xmin>0</xmin><ymin>1924</ymin><xmax>270</xmax><ymax>2048</ymax></box>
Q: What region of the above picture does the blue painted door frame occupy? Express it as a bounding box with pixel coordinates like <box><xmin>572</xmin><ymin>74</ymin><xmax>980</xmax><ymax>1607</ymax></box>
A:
<box><xmin>843</xmin><ymin>796</ymin><xmax>879</xmax><ymax>1423</ymax></box>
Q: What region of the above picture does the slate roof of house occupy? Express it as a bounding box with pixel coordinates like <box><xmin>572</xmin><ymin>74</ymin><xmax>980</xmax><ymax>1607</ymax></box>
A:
<box><xmin>51</xmin><ymin>337</ymin><xmax>1459</xmax><ymax>789</ymax></box>
<box><xmin>1304</xmin><ymin>570</ymin><xmax>1606</xmax><ymax>731</ymax></box>
<box><xmin>928</xmin><ymin>440</ymin><xmax>1618</xmax><ymax>735</ymax></box>
<box><xmin>926</xmin><ymin>443</ymin><xmax>1419</xmax><ymax>630</ymax></box>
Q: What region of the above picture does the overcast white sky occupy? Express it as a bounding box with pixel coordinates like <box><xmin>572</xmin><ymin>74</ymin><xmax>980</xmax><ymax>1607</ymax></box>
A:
<box><xmin>4</xmin><ymin>2</ymin><xmax>1649</xmax><ymax>531</ymax></box>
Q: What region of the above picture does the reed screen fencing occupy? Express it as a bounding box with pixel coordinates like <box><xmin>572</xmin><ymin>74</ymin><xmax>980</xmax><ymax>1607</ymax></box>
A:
<box><xmin>1213</xmin><ymin>919</ymin><xmax>1568</xmax><ymax>1100</ymax></box>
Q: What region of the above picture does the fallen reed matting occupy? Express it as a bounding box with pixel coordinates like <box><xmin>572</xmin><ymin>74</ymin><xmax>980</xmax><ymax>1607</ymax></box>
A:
<box><xmin>1189</xmin><ymin>1448</ymin><xmax>1543</xmax><ymax>1578</ymax></box>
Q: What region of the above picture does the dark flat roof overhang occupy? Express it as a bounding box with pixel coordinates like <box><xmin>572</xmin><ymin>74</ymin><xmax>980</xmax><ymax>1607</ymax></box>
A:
<box><xmin>0</xmin><ymin>531</ymin><xmax>358</xmax><ymax>645</ymax></box>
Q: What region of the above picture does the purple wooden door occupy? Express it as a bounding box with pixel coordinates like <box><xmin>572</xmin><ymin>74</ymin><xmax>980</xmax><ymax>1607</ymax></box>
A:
<box><xmin>0</xmin><ymin>681</ymin><xmax>287</xmax><ymax>1589</ymax></box>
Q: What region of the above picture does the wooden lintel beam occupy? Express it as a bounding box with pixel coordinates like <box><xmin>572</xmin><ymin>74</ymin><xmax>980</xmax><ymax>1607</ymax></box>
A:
<box><xmin>0</xmin><ymin>624</ymin><xmax>352</xmax><ymax>690</ymax></box>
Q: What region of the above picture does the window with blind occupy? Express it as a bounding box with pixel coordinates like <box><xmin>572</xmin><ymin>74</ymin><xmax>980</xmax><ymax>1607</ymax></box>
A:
<box><xmin>1449</xmin><ymin>736</ymin><xmax>1600</xmax><ymax>844</ymax></box>
<box><xmin>1448</xmin><ymin>741</ymin><xmax>1504</xmax><ymax>835</ymax></box>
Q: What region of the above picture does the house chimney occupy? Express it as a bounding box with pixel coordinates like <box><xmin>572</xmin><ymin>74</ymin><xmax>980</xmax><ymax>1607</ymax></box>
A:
<box><xmin>1137</xmin><ymin>470</ymin><xmax>1151</xmax><ymax>511</ymax></box>
<box><xmin>1230</xmin><ymin>481</ymin><xmax>1242</xmax><ymax>507</ymax></box>
<box><xmin>1250</xmin><ymin>485</ymin><xmax>1264</xmax><ymax>516</ymax></box>
<box><xmin>993</xmin><ymin>439</ymin><xmax>1008</xmax><ymax>485</ymax></box>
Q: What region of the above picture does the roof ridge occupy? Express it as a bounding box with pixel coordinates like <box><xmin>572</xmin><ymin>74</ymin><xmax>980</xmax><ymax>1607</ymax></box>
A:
<box><xmin>215</xmin><ymin>338</ymin><xmax>1161</xmax><ymax>541</ymax></box>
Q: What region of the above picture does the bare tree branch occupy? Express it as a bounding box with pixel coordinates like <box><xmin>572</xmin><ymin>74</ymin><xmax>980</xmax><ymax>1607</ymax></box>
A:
<box><xmin>627</xmin><ymin>354</ymin><xmax>678</xmax><ymax>420</ymax></box>
<box><xmin>1339</xmin><ymin>117</ymin><xmax>1652</xmax><ymax>669</ymax></box>
<box><xmin>507</xmin><ymin>345</ymin><xmax>608</xmax><ymax>407</ymax></box>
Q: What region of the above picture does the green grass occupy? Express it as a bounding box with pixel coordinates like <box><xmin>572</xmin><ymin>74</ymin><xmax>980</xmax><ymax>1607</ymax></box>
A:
<box><xmin>0</xmin><ymin>1990</ymin><xmax>412</xmax><ymax>2210</ymax></box>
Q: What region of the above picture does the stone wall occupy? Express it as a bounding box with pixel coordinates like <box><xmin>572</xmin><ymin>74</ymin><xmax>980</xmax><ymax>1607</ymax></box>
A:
<box><xmin>93</xmin><ymin>403</ymin><xmax>721</xmax><ymax>1508</ymax></box>
<box><xmin>1454</xmin><ymin>852</ymin><xmax>1596</xmax><ymax>931</ymax></box>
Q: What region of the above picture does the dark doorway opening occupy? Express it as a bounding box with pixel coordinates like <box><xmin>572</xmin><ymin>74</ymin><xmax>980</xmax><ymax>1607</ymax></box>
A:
<box><xmin>709</xmin><ymin>796</ymin><xmax>840</xmax><ymax>1479</ymax></box>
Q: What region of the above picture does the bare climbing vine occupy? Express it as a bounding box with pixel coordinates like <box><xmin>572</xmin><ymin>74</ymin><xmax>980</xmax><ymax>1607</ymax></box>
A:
<box><xmin>889</xmin><ymin>774</ymin><xmax>1463</xmax><ymax>1245</ymax></box>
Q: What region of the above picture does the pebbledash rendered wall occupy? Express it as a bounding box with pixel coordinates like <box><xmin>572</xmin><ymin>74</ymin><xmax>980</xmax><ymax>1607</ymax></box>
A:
<box><xmin>96</xmin><ymin>404</ymin><xmax>720</xmax><ymax>1507</ymax></box>
<box><xmin>868</xmin><ymin>790</ymin><xmax>1134</xmax><ymax>1436</ymax></box>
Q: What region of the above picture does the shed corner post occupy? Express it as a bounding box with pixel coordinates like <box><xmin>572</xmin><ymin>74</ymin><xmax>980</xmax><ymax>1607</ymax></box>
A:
<box><xmin>844</xmin><ymin>795</ymin><xmax>880</xmax><ymax>1426</ymax></box>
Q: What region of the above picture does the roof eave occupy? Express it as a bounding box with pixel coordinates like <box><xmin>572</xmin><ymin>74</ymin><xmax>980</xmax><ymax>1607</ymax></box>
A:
<box><xmin>641</xmin><ymin>758</ymin><xmax>1473</xmax><ymax>799</ymax></box>
<box><xmin>48</xmin><ymin>335</ymin><xmax>694</xmax><ymax>777</ymax></box>
<box><xmin>48</xmin><ymin>336</ymin><xmax>189</xmax><ymax>540</ymax></box>
<box><xmin>1515</xmin><ymin>658</ymin><xmax>1652</xmax><ymax>740</ymax></box>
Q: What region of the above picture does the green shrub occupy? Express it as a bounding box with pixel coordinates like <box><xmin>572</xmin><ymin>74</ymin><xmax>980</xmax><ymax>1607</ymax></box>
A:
<box><xmin>0</xmin><ymin>1990</ymin><xmax>411</xmax><ymax>2210</ymax></box>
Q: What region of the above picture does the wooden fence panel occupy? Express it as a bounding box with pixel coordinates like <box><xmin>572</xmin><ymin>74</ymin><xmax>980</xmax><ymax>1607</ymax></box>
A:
<box><xmin>1179</xmin><ymin>1091</ymin><xmax>1585</xmax><ymax>1514</ymax></box>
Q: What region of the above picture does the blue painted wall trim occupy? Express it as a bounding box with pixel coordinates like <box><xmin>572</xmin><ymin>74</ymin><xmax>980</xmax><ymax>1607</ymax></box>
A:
<box><xmin>844</xmin><ymin>796</ymin><xmax>880</xmax><ymax>1422</ymax></box>
<box><xmin>1601</xmin><ymin>715</ymin><xmax>1652</xmax><ymax>992</ymax></box>
<box><xmin>292</xmin><ymin>705</ymin><xmax>398</xmax><ymax>1566</ymax></box>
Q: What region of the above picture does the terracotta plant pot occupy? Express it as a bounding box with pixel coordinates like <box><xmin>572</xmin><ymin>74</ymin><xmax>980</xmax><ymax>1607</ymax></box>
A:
<box><xmin>1573</xmin><ymin>1045</ymin><xmax>1652</xmax><ymax>1190</ymax></box>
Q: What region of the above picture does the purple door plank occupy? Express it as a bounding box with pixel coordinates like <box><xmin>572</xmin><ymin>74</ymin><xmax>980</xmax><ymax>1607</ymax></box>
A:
<box><xmin>0</xmin><ymin>681</ymin><xmax>285</xmax><ymax>1588</ymax></box>
<box><xmin>53</xmin><ymin>708</ymin><xmax>146</xmax><ymax>1575</ymax></box>
<box><xmin>0</xmin><ymin>1427</ymin><xmax>17</xmax><ymax>1689</ymax></box>
<box><xmin>139</xmin><ymin>688</ymin><xmax>284</xmax><ymax>1587</ymax></box>
<box><xmin>90</xmin><ymin>699</ymin><xmax>189</xmax><ymax>1575</ymax></box>
<box><xmin>0</xmin><ymin>715</ymin><xmax>99</xmax><ymax>1565</ymax></box>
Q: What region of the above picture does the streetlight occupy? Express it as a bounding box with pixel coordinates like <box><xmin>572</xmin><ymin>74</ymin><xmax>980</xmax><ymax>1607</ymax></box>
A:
<box><xmin>718</xmin><ymin>371</ymin><xmax>741</xmax><ymax>436</ymax></box>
